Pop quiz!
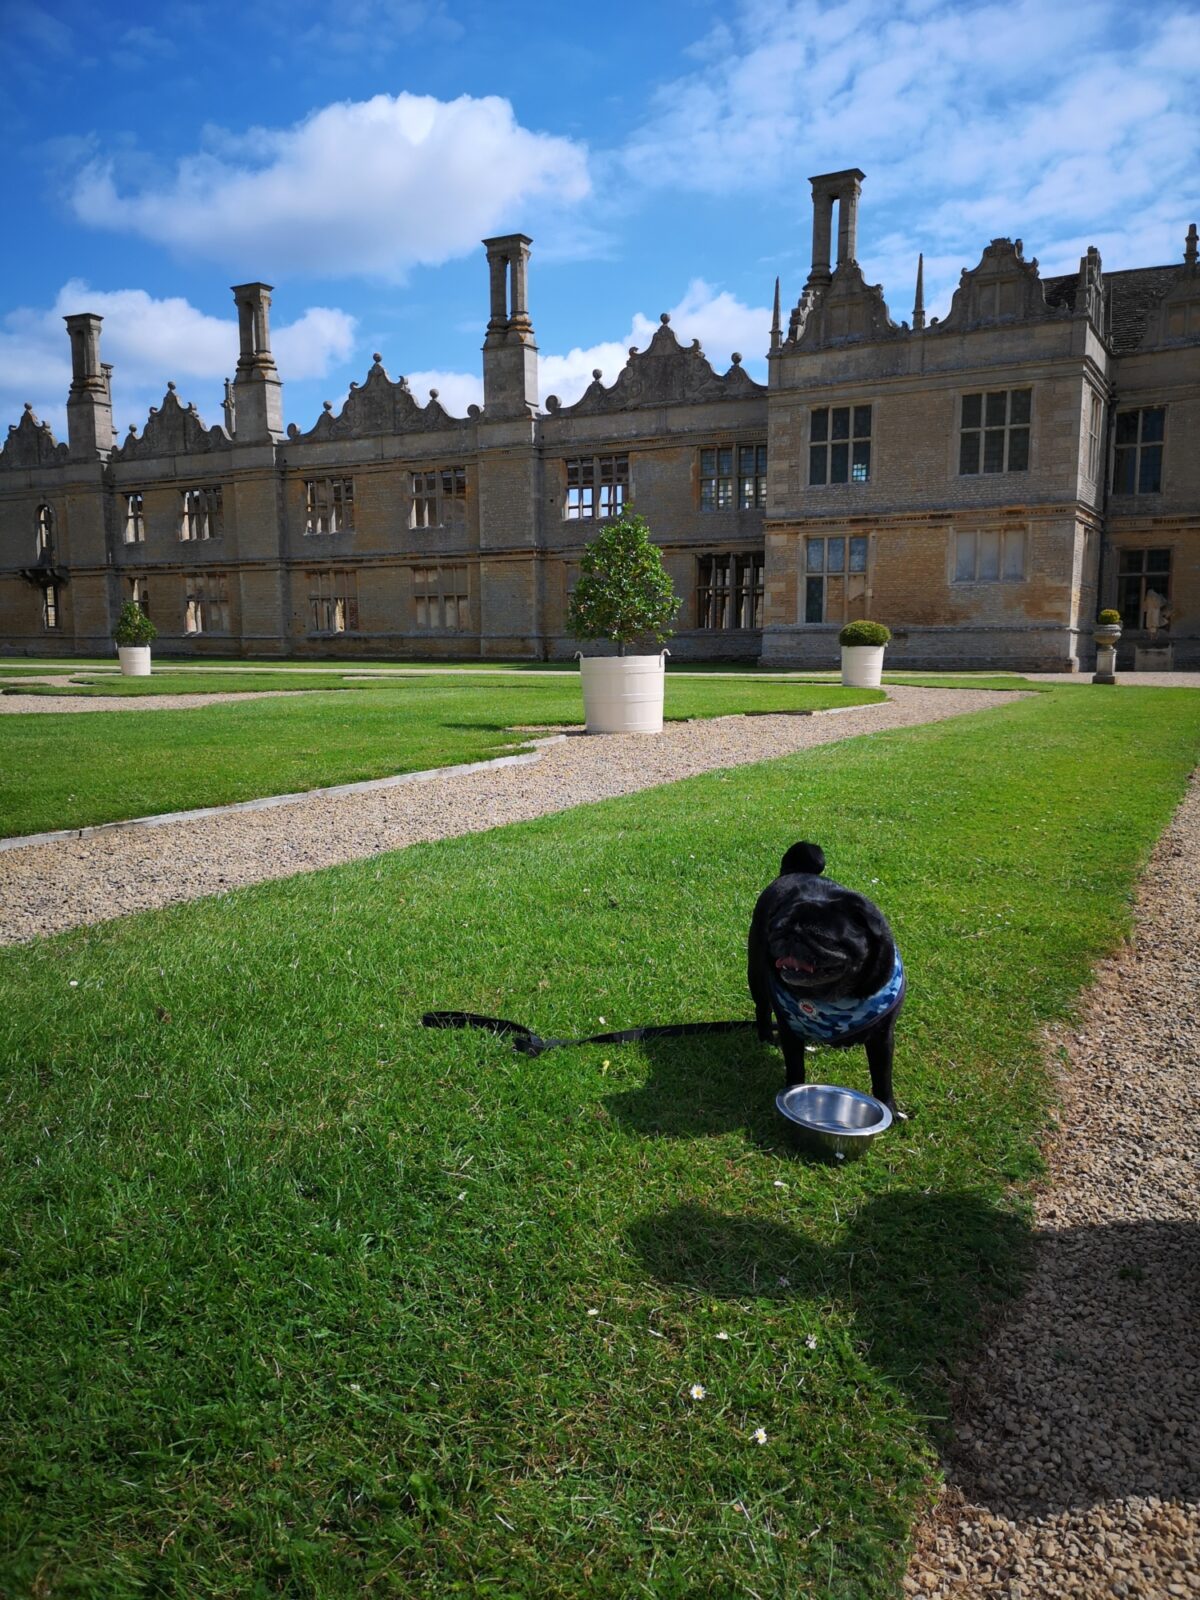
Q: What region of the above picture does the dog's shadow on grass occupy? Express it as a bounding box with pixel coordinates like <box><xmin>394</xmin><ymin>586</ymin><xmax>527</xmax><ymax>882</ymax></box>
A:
<box><xmin>628</xmin><ymin>1195</ymin><xmax>1200</xmax><ymax>1517</ymax></box>
<box><xmin>603</xmin><ymin>1030</ymin><xmax>812</xmax><ymax>1146</ymax></box>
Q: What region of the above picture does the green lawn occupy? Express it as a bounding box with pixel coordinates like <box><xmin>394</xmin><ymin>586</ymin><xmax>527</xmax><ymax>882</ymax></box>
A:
<box><xmin>5</xmin><ymin>671</ymin><xmax>362</xmax><ymax>697</ymax></box>
<box><xmin>0</xmin><ymin>677</ymin><xmax>880</xmax><ymax>838</ymax></box>
<box><xmin>2</xmin><ymin>686</ymin><xmax>1198</xmax><ymax>1597</ymax></box>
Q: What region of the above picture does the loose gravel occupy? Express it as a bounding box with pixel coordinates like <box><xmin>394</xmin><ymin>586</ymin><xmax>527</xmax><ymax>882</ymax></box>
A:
<box><xmin>0</xmin><ymin>685</ymin><xmax>1017</xmax><ymax>943</ymax></box>
<box><xmin>0</xmin><ymin>678</ymin><xmax>302</xmax><ymax>713</ymax></box>
<box><xmin>906</xmin><ymin>769</ymin><xmax>1200</xmax><ymax>1598</ymax></box>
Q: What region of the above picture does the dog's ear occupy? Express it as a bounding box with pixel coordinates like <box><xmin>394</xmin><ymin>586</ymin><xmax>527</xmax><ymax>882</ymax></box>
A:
<box><xmin>780</xmin><ymin>840</ymin><xmax>825</xmax><ymax>877</ymax></box>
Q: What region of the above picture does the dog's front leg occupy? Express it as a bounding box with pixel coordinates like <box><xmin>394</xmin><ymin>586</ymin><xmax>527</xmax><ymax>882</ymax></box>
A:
<box><xmin>864</xmin><ymin>1016</ymin><xmax>897</xmax><ymax>1113</ymax></box>
<box><xmin>776</xmin><ymin>1017</ymin><xmax>808</xmax><ymax>1088</ymax></box>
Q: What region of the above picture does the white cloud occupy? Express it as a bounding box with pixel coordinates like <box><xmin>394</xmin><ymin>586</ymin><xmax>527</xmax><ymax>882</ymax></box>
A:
<box><xmin>622</xmin><ymin>0</ymin><xmax>1200</xmax><ymax>317</ymax></box>
<box><xmin>404</xmin><ymin>368</ymin><xmax>484</xmax><ymax>415</ymax></box>
<box><xmin>70</xmin><ymin>93</ymin><xmax>591</xmax><ymax>280</ymax></box>
<box><xmin>0</xmin><ymin>283</ymin><xmax>356</xmax><ymax>441</ymax></box>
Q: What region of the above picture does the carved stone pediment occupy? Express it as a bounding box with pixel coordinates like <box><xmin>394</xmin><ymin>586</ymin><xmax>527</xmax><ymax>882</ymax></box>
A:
<box><xmin>112</xmin><ymin>386</ymin><xmax>231</xmax><ymax>460</ymax></box>
<box><xmin>937</xmin><ymin>238</ymin><xmax>1062</xmax><ymax>332</ymax></box>
<box><xmin>0</xmin><ymin>405</ymin><xmax>69</xmax><ymax>471</ymax></box>
<box><xmin>1141</xmin><ymin>236</ymin><xmax>1200</xmax><ymax>348</ymax></box>
<box><xmin>547</xmin><ymin>316</ymin><xmax>765</xmax><ymax>415</ymax></box>
<box><xmin>286</xmin><ymin>355</ymin><xmax>468</xmax><ymax>441</ymax></box>
<box><xmin>791</xmin><ymin>262</ymin><xmax>900</xmax><ymax>349</ymax></box>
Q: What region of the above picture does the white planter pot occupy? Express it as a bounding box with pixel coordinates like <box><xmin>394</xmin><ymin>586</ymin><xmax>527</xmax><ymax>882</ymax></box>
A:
<box><xmin>577</xmin><ymin>652</ymin><xmax>667</xmax><ymax>734</ymax></box>
<box><xmin>118</xmin><ymin>645</ymin><xmax>152</xmax><ymax>677</ymax></box>
<box><xmin>840</xmin><ymin>645</ymin><xmax>885</xmax><ymax>688</ymax></box>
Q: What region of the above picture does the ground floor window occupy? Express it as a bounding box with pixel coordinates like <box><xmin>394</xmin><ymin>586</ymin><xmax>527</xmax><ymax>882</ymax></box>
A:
<box><xmin>184</xmin><ymin>572</ymin><xmax>230</xmax><ymax>634</ymax></box>
<box><xmin>953</xmin><ymin>527</ymin><xmax>1026</xmax><ymax>583</ymax></box>
<box><xmin>697</xmin><ymin>552</ymin><xmax>764</xmax><ymax>629</ymax></box>
<box><xmin>307</xmin><ymin>569</ymin><xmax>359</xmax><ymax>633</ymax></box>
<box><xmin>129</xmin><ymin>576</ymin><xmax>149</xmax><ymax>617</ymax></box>
<box><xmin>43</xmin><ymin>582</ymin><xmax>61</xmax><ymax>630</ymax></box>
<box><xmin>1117</xmin><ymin>548</ymin><xmax>1171</xmax><ymax>631</ymax></box>
<box><xmin>413</xmin><ymin>565</ymin><xmax>469</xmax><ymax>630</ymax></box>
<box><xmin>804</xmin><ymin>535</ymin><xmax>868</xmax><ymax>623</ymax></box>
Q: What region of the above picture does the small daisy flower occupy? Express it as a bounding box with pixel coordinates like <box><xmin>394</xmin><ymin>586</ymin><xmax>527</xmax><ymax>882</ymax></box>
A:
<box><xmin>598</xmin><ymin>1017</ymin><xmax>606</xmax><ymax>1025</ymax></box>
<box><xmin>69</xmin><ymin>980</ymin><xmax>79</xmax><ymax>988</ymax></box>
<box><xmin>715</xmin><ymin>1331</ymin><xmax>730</xmax><ymax>1341</ymax></box>
<box><xmin>689</xmin><ymin>1383</ymin><xmax>706</xmax><ymax>1401</ymax></box>
<box><xmin>753</xmin><ymin>1427</ymin><xmax>768</xmax><ymax>1445</ymax></box>
<box><xmin>587</xmin><ymin>1308</ymin><xmax>600</xmax><ymax>1317</ymax></box>
<box><xmin>773</xmin><ymin>1179</ymin><xmax>788</xmax><ymax>1189</ymax></box>
<box><xmin>804</xmin><ymin>1333</ymin><xmax>818</xmax><ymax>1350</ymax></box>
<box><xmin>349</xmin><ymin>1383</ymin><xmax>362</xmax><ymax>1392</ymax></box>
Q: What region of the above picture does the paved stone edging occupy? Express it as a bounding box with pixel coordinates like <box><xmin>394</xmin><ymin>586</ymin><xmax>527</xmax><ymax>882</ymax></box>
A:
<box><xmin>0</xmin><ymin>686</ymin><xmax>1021</xmax><ymax>945</ymax></box>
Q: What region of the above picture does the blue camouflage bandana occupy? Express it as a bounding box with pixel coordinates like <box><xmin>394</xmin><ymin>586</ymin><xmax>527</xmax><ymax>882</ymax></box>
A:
<box><xmin>770</xmin><ymin>949</ymin><xmax>905</xmax><ymax>1046</ymax></box>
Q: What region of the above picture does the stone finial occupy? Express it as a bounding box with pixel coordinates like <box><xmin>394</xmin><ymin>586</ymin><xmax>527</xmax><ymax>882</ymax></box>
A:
<box><xmin>731</xmin><ymin>352</ymin><xmax>742</xmax><ymax>365</ymax></box>
<box><xmin>1185</xmin><ymin>223</ymin><xmax>1198</xmax><ymax>269</ymax></box>
<box><xmin>372</xmin><ymin>352</ymin><xmax>382</xmax><ymax>364</ymax></box>
<box><xmin>660</xmin><ymin>312</ymin><xmax>670</xmax><ymax>324</ymax></box>
<box><xmin>770</xmin><ymin>277</ymin><xmax>782</xmax><ymax>354</ymax></box>
<box><xmin>429</xmin><ymin>388</ymin><xmax>439</xmax><ymax>401</ymax></box>
<box><xmin>912</xmin><ymin>252</ymin><xmax>926</xmax><ymax>331</ymax></box>
<box><xmin>592</xmin><ymin>368</ymin><xmax>602</xmax><ymax>380</ymax></box>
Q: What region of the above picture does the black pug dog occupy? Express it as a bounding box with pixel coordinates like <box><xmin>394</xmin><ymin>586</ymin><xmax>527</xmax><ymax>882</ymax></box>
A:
<box><xmin>748</xmin><ymin>841</ymin><xmax>904</xmax><ymax>1112</ymax></box>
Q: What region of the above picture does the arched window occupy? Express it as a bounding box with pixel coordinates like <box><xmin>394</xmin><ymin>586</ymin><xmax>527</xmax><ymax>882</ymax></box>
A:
<box><xmin>35</xmin><ymin>504</ymin><xmax>55</xmax><ymax>559</ymax></box>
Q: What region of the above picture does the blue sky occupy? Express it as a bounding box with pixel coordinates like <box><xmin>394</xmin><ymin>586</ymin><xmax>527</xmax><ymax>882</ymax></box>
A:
<box><xmin>4</xmin><ymin>0</ymin><xmax>1199</xmax><ymax>440</ymax></box>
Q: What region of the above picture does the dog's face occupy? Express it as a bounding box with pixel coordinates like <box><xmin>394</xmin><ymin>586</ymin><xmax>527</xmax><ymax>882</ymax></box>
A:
<box><xmin>750</xmin><ymin>842</ymin><xmax>895</xmax><ymax>1002</ymax></box>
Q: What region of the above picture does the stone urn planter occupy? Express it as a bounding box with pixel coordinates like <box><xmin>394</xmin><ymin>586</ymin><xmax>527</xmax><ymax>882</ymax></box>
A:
<box><xmin>567</xmin><ymin>510</ymin><xmax>680</xmax><ymax>735</ymax></box>
<box><xmin>1093</xmin><ymin>609</ymin><xmax>1121</xmax><ymax>685</ymax></box>
<box><xmin>839</xmin><ymin>620</ymin><xmax>891</xmax><ymax>688</ymax></box>
<box><xmin>113</xmin><ymin>599</ymin><xmax>157</xmax><ymax>677</ymax></box>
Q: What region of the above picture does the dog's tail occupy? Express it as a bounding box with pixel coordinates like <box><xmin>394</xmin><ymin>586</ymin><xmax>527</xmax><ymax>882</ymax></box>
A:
<box><xmin>780</xmin><ymin>840</ymin><xmax>825</xmax><ymax>877</ymax></box>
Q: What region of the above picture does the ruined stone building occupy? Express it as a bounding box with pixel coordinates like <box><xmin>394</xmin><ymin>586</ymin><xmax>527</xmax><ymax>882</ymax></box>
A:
<box><xmin>3</xmin><ymin>170</ymin><xmax>1198</xmax><ymax>669</ymax></box>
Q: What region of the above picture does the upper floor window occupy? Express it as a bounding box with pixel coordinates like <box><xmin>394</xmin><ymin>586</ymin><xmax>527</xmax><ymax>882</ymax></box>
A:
<box><xmin>184</xmin><ymin>572</ymin><xmax>230</xmax><ymax>633</ymax></box>
<box><xmin>180</xmin><ymin>486</ymin><xmax>223</xmax><ymax>541</ymax></box>
<box><xmin>413</xmin><ymin>564</ymin><xmax>469</xmax><ymax>630</ymax></box>
<box><xmin>954</xmin><ymin>528</ymin><xmax>1026</xmax><ymax>583</ymax></box>
<box><xmin>129</xmin><ymin>576</ymin><xmax>149</xmax><ymax>618</ymax></box>
<box><xmin>959</xmin><ymin>390</ymin><xmax>1030</xmax><ymax>475</ymax></box>
<box><xmin>410</xmin><ymin>466</ymin><xmax>466</xmax><ymax>530</ymax></box>
<box><xmin>1113</xmin><ymin>408</ymin><xmax>1164</xmax><ymax>495</ymax></box>
<box><xmin>700</xmin><ymin>445</ymin><xmax>767</xmax><ymax>510</ymax></box>
<box><xmin>1117</xmin><ymin>548</ymin><xmax>1171</xmax><ymax>631</ymax></box>
<box><xmin>308</xmin><ymin>569</ymin><xmax>359</xmax><ymax>633</ymax></box>
<box><xmin>565</xmin><ymin>454</ymin><xmax>628</xmax><ymax>520</ymax></box>
<box><xmin>805</xmin><ymin>535</ymin><xmax>869</xmax><ymax>623</ymax></box>
<box><xmin>43</xmin><ymin>582</ymin><xmax>61</xmax><ymax>631</ymax></box>
<box><xmin>35</xmin><ymin>503</ymin><xmax>54</xmax><ymax>558</ymax></box>
<box><xmin>1085</xmin><ymin>390</ymin><xmax>1104</xmax><ymax>484</ymax></box>
<box><xmin>305</xmin><ymin>477</ymin><xmax>354</xmax><ymax>535</ymax></box>
<box><xmin>124</xmin><ymin>492</ymin><xmax>145</xmax><ymax>543</ymax></box>
<box><xmin>809</xmin><ymin>406</ymin><xmax>871</xmax><ymax>486</ymax></box>
<box><xmin>697</xmin><ymin>552</ymin><xmax>764</xmax><ymax>629</ymax></box>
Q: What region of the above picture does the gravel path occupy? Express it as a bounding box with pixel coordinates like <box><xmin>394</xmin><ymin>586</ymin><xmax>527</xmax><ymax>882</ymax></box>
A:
<box><xmin>0</xmin><ymin>685</ymin><xmax>1017</xmax><ymax>943</ymax></box>
<box><xmin>906</xmin><ymin>770</ymin><xmax>1200</xmax><ymax>1599</ymax></box>
<box><xmin>0</xmin><ymin>677</ymin><xmax>302</xmax><ymax>713</ymax></box>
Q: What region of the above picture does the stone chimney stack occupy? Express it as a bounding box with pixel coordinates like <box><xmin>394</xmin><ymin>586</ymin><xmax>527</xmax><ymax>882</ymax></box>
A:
<box><xmin>230</xmin><ymin>282</ymin><xmax>284</xmax><ymax>441</ymax></box>
<box><xmin>481</xmin><ymin>234</ymin><xmax>539</xmax><ymax>418</ymax></box>
<box><xmin>805</xmin><ymin>169</ymin><xmax>866</xmax><ymax>292</ymax></box>
<box><xmin>64</xmin><ymin>313</ymin><xmax>115</xmax><ymax>458</ymax></box>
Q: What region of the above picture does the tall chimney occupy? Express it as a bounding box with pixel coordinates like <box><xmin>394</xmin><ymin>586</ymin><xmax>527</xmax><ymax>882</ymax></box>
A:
<box><xmin>805</xmin><ymin>169</ymin><xmax>866</xmax><ymax>291</ymax></box>
<box><xmin>64</xmin><ymin>313</ymin><xmax>115</xmax><ymax>458</ymax></box>
<box><xmin>230</xmin><ymin>282</ymin><xmax>284</xmax><ymax>440</ymax></box>
<box><xmin>481</xmin><ymin>234</ymin><xmax>538</xmax><ymax>417</ymax></box>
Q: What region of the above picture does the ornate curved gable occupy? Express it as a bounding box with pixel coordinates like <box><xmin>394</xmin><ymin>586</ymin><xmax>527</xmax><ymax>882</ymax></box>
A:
<box><xmin>791</xmin><ymin>262</ymin><xmax>900</xmax><ymax>350</ymax></box>
<box><xmin>1141</xmin><ymin>228</ymin><xmax>1200</xmax><ymax>349</ymax></box>
<box><xmin>286</xmin><ymin>355</ymin><xmax>469</xmax><ymax>442</ymax></box>
<box><xmin>112</xmin><ymin>386</ymin><xmax>231</xmax><ymax>461</ymax></box>
<box><xmin>546</xmin><ymin>316</ymin><xmax>765</xmax><ymax>415</ymax></box>
<box><xmin>937</xmin><ymin>238</ymin><xmax>1063</xmax><ymax>333</ymax></box>
<box><xmin>0</xmin><ymin>404</ymin><xmax>69</xmax><ymax>471</ymax></box>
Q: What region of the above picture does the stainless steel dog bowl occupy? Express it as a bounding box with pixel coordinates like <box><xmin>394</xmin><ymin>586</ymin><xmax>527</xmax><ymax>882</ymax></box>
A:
<box><xmin>775</xmin><ymin>1083</ymin><xmax>893</xmax><ymax>1161</ymax></box>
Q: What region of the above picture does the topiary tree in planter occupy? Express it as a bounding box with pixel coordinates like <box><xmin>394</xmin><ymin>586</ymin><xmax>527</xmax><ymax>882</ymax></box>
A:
<box><xmin>567</xmin><ymin>509</ymin><xmax>680</xmax><ymax>656</ymax></box>
<box><xmin>567</xmin><ymin>510</ymin><xmax>681</xmax><ymax>733</ymax></box>
<box><xmin>838</xmin><ymin>619</ymin><xmax>891</xmax><ymax>688</ymax></box>
<box><xmin>113</xmin><ymin>599</ymin><xmax>157</xmax><ymax>676</ymax></box>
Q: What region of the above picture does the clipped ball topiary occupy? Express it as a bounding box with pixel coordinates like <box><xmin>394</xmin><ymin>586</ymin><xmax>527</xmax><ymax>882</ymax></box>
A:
<box><xmin>1097</xmin><ymin>609</ymin><xmax>1121</xmax><ymax>627</ymax></box>
<box><xmin>112</xmin><ymin>599</ymin><xmax>157</xmax><ymax>648</ymax></box>
<box><xmin>838</xmin><ymin>620</ymin><xmax>891</xmax><ymax>648</ymax></box>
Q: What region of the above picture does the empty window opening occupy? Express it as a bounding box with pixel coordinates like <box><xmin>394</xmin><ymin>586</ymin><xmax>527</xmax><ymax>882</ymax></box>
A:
<box><xmin>305</xmin><ymin>478</ymin><xmax>355</xmax><ymax>535</ymax></box>
<box><xmin>697</xmin><ymin>552</ymin><xmax>764</xmax><ymax>629</ymax></box>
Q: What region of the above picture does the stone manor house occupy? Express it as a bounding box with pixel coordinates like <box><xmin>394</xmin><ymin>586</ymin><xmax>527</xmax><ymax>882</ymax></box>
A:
<box><xmin>3</xmin><ymin>170</ymin><xmax>1198</xmax><ymax>669</ymax></box>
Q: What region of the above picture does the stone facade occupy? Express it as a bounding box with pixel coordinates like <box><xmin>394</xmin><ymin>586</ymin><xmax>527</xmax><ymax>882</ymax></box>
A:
<box><xmin>3</xmin><ymin>176</ymin><xmax>1198</xmax><ymax>670</ymax></box>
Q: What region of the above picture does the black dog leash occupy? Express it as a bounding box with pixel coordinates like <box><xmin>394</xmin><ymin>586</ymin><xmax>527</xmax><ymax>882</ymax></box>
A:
<box><xmin>421</xmin><ymin>1010</ymin><xmax>767</xmax><ymax>1058</ymax></box>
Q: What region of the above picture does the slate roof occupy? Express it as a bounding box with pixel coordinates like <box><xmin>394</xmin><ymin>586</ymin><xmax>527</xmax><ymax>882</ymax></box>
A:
<box><xmin>1041</xmin><ymin>265</ymin><xmax>1182</xmax><ymax>353</ymax></box>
